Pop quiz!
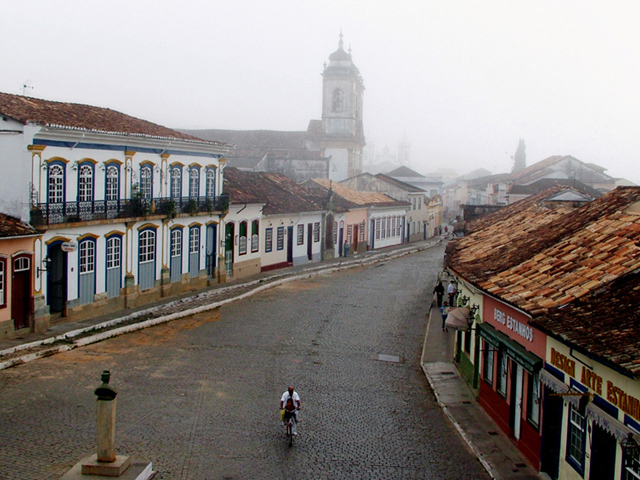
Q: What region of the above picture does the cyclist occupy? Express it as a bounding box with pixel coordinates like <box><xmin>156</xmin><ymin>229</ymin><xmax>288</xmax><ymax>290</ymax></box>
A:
<box><xmin>282</xmin><ymin>397</ymin><xmax>298</xmax><ymax>435</ymax></box>
<box><xmin>280</xmin><ymin>386</ymin><xmax>301</xmax><ymax>433</ymax></box>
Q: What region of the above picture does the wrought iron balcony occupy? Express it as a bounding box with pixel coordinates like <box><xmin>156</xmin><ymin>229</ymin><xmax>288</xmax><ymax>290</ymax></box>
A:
<box><xmin>30</xmin><ymin>194</ymin><xmax>230</xmax><ymax>226</ymax></box>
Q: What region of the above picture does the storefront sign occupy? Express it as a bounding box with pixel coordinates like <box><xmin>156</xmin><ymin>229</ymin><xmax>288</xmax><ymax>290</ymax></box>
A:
<box><xmin>61</xmin><ymin>242</ymin><xmax>77</xmax><ymax>252</ymax></box>
<box><xmin>494</xmin><ymin>308</ymin><xmax>533</xmax><ymax>342</ymax></box>
<box><xmin>607</xmin><ymin>382</ymin><xmax>640</xmax><ymax>421</ymax></box>
<box><xmin>549</xmin><ymin>346</ymin><xmax>640</xmax><ymax>422</ymax></box>
<box><xmin>550</xmin><ymin>347</ymin><xmax>576</xmax><ymax>377</ymax></box>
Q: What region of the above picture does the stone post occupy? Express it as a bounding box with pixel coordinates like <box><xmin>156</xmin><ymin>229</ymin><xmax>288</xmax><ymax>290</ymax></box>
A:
<box><xmin>96</xmin><ymin>370</ymin><xmax>117</xmax><ymax>462</ymax></box>
<box><xmin>80</xmin><ymin>370</ymin><xmax>131</xmax><ymax>477</ymax></box>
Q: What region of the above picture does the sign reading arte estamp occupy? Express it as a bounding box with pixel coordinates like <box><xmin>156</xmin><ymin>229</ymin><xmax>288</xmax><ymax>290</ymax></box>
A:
<box><xmin>549</xmin><ymin>347</ymin><xmax>640</xmax><ymax>422</ymax></box>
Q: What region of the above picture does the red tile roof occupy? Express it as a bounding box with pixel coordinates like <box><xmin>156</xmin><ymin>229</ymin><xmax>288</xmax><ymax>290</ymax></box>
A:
<box><xmin>0</xmin><ymin>92</ymin><xmax>223</xmax><ymax>145</ymax></box>
<box><xmin>0</xmin><ymin>213</ymin><xmax>39</xmax><ymax>238</ymax></box>
<box><xmin>447</xmin><ymin>187</ymin><xmax>640</xmax><ymax>315</ymax></box>
<box><xmin>532</xmin><ymin>272</ymin><xmax>640</xmax><ymax>376</ymax></box>
<box><xmin>306</xmin><ymin>178</ymin><xmax>409</xmax><ymax>208</ymax></box>
<box><xmin>223</xmin><ymin>168</ymin><xmax>324</xmax><ymax>215</ymax></box>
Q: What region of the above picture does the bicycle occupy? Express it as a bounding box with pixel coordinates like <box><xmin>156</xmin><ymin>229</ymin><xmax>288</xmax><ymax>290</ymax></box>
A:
<box><xmin>281</xmin><ymin>408</ymin><xmax>299</xmax><ymax>447</ymax></box>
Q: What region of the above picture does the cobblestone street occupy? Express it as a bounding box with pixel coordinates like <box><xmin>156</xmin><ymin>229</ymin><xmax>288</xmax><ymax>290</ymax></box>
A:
<box><xmin>0</xmin><ymin>246</ymin><xmax>489</xmax><ymax>479</ymax></box>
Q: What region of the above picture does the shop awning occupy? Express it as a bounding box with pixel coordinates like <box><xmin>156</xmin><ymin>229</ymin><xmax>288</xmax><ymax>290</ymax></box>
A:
<box><xmin>445</xmin><ymin>307</ymin><xmax>470</xmax><ymax>331</ymax></box>
<box><xmin>477</xmin><ymin>322</ymin><xmax>542</xmax><ymax>373</ymax></box>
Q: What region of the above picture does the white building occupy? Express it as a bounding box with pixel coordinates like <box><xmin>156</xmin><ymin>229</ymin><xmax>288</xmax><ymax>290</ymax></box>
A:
<box><xmin>0</xmin><ymin>92</ymin><xmax>231</xmax><ymax>332</ymax></box>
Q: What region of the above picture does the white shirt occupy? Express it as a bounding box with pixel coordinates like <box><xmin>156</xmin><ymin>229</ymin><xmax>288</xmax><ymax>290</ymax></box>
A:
<box><xmin>281</xmin><ymin>390</ymin><xmax>300</xmax><ymax>406</ymax></box>
<box><xmin>447</xmin><ymin>283</ymin><xmax>456</xmax><ymax>295</ymax></box>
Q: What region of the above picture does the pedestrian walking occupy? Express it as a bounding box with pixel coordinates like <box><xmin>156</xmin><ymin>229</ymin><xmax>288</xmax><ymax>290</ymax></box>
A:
<box><xmin>441</xmin><ymin>302</ymin><xmax>449</xmax><ymax>331</ymax></box>
<box><xmin>433</xmin><ymin>281</ymin><xmax>444</xmax><ymax>308</ymax></box>
<box><xmin>447</xmin><ymin>282</ymin><xmax>457</xmax><ymax>306</ymax></box>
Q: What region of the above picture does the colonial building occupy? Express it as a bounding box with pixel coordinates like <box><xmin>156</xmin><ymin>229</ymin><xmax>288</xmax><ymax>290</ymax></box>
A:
<box><xmin>303</xmin><ymin>178</ymin><xmax>409</xmax><ymax>252</ymax></box>
<box><xmin>339</xmin><ymin>172</ymin><xmax>442</xmax><ymax>241</ymax></box>
<box><xmin>444</xmin><ymin>185</ymin><xmax>640</xmax><ymax>478</ymax></box>
<box><xmin>0</xmin><ymin>213</ymin><xmax>41</xmax><ymax>339</ymax></box>
<box><xmin>223</xmin><ymin>167</ymin><xmax>326</xmax><ymax>276</ymax></box>
<box><xmin>0</xmin><ymin>92</ymin><xmax>230</xmax><ymax>333</ymax></box>
<box><xmin>182</xmin><ymin>34</ymin><xmax>365</xmax><ymax>183</ymax></box>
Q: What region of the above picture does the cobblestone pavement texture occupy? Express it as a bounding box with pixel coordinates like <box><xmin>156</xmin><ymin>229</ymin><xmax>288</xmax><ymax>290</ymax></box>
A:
<box><xmin>0</xmin><ymin>245</ymin><xmax>491</xmax><ymax>480</ymax></box>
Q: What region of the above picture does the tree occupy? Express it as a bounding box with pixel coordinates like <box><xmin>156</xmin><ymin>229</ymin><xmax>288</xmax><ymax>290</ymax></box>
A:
<box><xmin>512</xmin><ymin>139</ymin><xmax>526</xmax><ymax>173</ymax></box>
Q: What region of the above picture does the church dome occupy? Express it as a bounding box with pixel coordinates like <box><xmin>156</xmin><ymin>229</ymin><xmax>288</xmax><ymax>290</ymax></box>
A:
<box><xmin>329</xmin><ymin>33</ymin><xmax>352</xmax><ymax>62</ymax></box>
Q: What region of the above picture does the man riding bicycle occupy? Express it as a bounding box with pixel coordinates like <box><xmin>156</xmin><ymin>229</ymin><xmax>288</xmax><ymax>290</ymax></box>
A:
<box><xmin>280</xmin><ymin>386</ymin><xmax>301</xmax><ymax>434</ymax></box>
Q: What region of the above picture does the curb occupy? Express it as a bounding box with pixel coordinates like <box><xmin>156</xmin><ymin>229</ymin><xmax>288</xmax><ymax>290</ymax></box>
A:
<box><xmin>419</xmin><ymin>305</ymin><xmax>497</xmax><ymax>479</ymax></box>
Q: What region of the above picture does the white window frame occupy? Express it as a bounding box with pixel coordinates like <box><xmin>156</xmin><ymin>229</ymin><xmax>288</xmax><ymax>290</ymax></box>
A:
<box><xmin>190</xmin><ymin>227</ymin><xmax>200</xmax><ymax>254</ymax></box>
<box><xmin>79</xmin><ymin>240</ymin><xmax>95</xmax><ymax>274</ymax></box>
<box><xmin>170</xmin><ymin>167</ymin><xmax>182</xmax><ymax>198</ymax></box>
<box><xmin>139</xmin><ymin>230</ymin><xmax>155</xmax><ymax>263</ymax></box>
<box><xmin>107</xmin><ymin>237</ymin><xmax>121</xmax><ymax>269</ymax></box>
<box><xmin>171</xmin><ymin>229</ymin><xmax>182</xmax><ymax>258</ymax></box>
<box><xmin>78</xmin><ymin>164</ymin><xmax>93</xmax><ymax>202</ymax></box>
<box><xmin>140</xmin><ymin>166</ymin><xmax>153</xmax><ymax>199</ymax></box>
<box><xmin>189</xmin><ymin>167</ymin><xmax>200</xmax><ymax>198</ymax></box>
<box><xmin>106</xmin><ymin>165</ymin><xmax>119</xmax><ymax>201</ymax></box>
<box><xmin>48</xmin><ymin>164</ymin><xmax>64</xmax><ymax>203</ymax></box>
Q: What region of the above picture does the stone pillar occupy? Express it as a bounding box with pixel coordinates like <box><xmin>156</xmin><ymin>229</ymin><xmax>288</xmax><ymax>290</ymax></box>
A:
<box><xmin>97</xmin><ymin>396</ymin><xmax>116</xmax><ymax>462</ymax></box>
<box><xmin>80</xmin><ymin>371</ymin><xmax>131</xmax><ymax>477</ymax></box>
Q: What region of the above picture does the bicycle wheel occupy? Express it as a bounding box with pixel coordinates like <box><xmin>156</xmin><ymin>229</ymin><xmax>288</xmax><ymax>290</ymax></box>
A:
<box><xmin>287</xmin><ymin>420</ymin><xmax>293</xmax><ymax>447</ymax></box>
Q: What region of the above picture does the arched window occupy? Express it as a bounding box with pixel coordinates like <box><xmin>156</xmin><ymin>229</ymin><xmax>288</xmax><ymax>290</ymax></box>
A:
<box><xmin>79</xmin><ymin>239</ymin><xmax>95</xmax><ymax>274</ymax></box>
<box><xmin>206</xmin><ymin>169</ymin><xmax>216</xmax><ymax>198</ymax></box>
<box><xmin>138</xmin><ymin>228</ymin><xmax>156</xmax><ymax>290</ymax></box>
<box><xmin>107</xmin><ymin>236</ymin><xmax>121</xmax><ymax>270</ymax></box>
<box><xmin>78</xmin><ymin>164</ymin><xmax>94</xmax><ymax>202</ymax></box>
<box><xmin>190</xmin><ymin>226</ymin><xmax>200</xmax><ymax>255</ymax></box>
<box><xmin>14</xmin><ymin>257</ymin><xmax>30</xmax><ymax>271</ymax></box>
<box><xmin>140</xmin><ymin>165</ymin><xmax>153</xmax><ymax>199</ymax></box>
<box><xmin>239</xmin><ymin>221</ymin><xmax>247</xmax><ymax>255</ymax></box>
<box><xmin>105</xmin><ymin>165</ymin><xmax>119</xmax><ymax>201</ymax></box>
<box><xmin>171</xmin><ymin>229</ymin><xmax>182</xmax><ymax>259</ymax></box>
<box><xmin>139</xmin><ymin>230</ymin><xmax>155</xmax><ymax>263</ymax></box>
<box><xmin>189</xmin><ymin>167</ymin><xmax>200</xmax><ymax>198</ymax></box>
<box><xmin>170</xmin><ymin>167</ymin><xmax>182</xmax><ymax>198</ymax></box>
<box><xmin>48</xmin><ymin>164</ymin><xmax>65</xmax><ymax>203</ymax></box>
<box><xmin>251</xmin><ymin>220</ymin><xmax>259</xmax><ymax>253</ymax></box>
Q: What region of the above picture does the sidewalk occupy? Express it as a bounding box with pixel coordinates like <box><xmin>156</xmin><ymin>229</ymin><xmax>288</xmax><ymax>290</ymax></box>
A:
<box><xmin>421</xmin><ymin>303</ymin><xmax>542</xmax><ymax>479</ymax></box>
<box><xmin>1</xmin><ymin>237</ymin><xmax>541</xmax><ymax>479</ymax></box>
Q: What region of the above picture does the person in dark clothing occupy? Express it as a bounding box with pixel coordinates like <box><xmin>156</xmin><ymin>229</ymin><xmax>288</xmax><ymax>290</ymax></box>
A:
<box><xmin>433</xmin><ymin>281</ymin><xmax>445</xmax><ymax>307</ymax></box>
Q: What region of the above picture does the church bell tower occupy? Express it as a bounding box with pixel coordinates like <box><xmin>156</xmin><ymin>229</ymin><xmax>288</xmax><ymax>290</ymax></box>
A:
<box><xmin>320</xmin><ymin>33</ymin><xmax>365</xmax><ymax>181</ymax></box>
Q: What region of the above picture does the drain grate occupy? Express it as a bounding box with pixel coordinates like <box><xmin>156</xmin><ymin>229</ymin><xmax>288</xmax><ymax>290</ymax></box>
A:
<box><xmin>378</xmin><ymin>354</ymin><xmax>400</xmax><ymax>363</ymax></box>
<box><xmin>487</xmin><ymin>431</ymin><xmax>499</xmax><ymax>436</ymax></box>
<box><xmin>440</xmin><ymin>371</ymin><xmax>455</xmax><ymax>375</ymax></box>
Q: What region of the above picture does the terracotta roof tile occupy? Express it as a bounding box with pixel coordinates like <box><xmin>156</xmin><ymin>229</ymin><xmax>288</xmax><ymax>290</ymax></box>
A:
<box><xmin>224</xmin><ymin>167</ymin><xmax>323</xmax><ymax>215</ymax></box>
<box><xmin>532</xmin><ymin>272</ymin><xmax>640</xmax><ymax>376</ymax></box>
<box><xmin>447</xmin><ymin>187</ymin><xmax>640</xmax><ymax>314</ymax></box>
<box><xmin>306</xmin><ymin>178</ymin><xmax>409</xmax><ymax>208</ymax></box>
<box><xmin>0</xmin><ymin>213</ymin><xmax>39</xmax><ymax>238</ymax></box>
<box><xmin>0</xmin><ymin>92</ymin><xmax>222</xmax><ymax>145</ymax></box>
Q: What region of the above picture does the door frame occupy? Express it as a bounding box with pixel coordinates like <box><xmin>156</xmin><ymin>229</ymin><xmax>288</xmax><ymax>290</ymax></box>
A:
<box><xmin>47</xmin><ymin>242</ymin><xmax>68</xmax><ymax>314</ymax></box>
<box><xmin>12</xmin><ymin>253</ymin><xmax>32</xmax><ymax>329</ymax></box>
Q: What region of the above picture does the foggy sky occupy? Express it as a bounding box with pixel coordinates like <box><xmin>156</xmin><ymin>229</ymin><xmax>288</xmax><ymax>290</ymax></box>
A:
<box><xmin>2</xmin><ymin>0</ymin><xmax>639</xmax><ymax>183</ymax></box>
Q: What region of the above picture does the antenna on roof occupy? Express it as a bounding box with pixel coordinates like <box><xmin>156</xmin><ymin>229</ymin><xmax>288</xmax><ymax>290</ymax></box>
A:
<box><xmin>22</xmin><ymin>80</ymin><xmax>34</xmax><ymax>96</ymax></box>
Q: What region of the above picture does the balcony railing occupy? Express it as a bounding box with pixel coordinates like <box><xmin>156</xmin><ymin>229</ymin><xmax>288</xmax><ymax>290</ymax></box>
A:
<box><xmin>31</xmin><ymin>194</ymin><xmax>230</xmax><ymax>226</ymax></box>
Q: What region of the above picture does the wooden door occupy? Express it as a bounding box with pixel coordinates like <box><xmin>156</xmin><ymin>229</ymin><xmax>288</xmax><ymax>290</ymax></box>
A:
<box><xmin>12</xmin><ymin>255</ymin><xmax>31</xmax><ymax>329</ymax></box>
<box><xmin>47</xmin><ymin>244</ymin><xmax>67</xmax><ymax>313</ymax></box>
